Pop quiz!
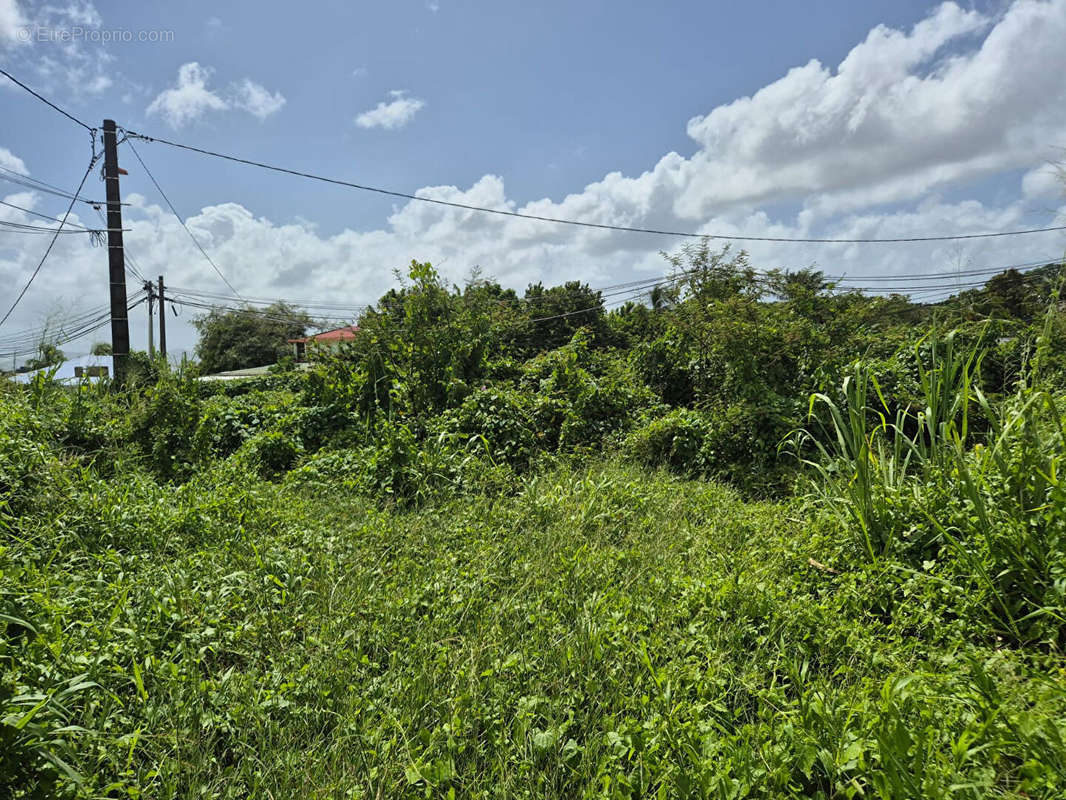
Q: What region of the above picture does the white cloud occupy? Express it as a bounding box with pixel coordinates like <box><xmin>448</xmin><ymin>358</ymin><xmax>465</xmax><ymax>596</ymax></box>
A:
<box><xmin>1</xmin><ymin>1</ymin><xmax>113</xmax><ymax>94</ymax></box>
<box><xmin>146</xmin><ymin>62</ymin><xmax>228</xmax><ymax>128</ymax></box>
<box><xmin>147</xmin><ymin>64</ymin><xmax>287</xmax><ymax>127</ymax></box>
<box><xmin>0</xmin><ymin>0</ymin><xmax>27</xmax><ymax>44</ymax></box>
<box><xmin>0</xmin><ymin>146</ymin><xmax>29</xmax><ymax>175</ymax></box>
<box><xmin>232</xmin><ymin>78</ymin><xmax>286</xmax><ymax>120</ymax></box>
<box><xmin>1022</xmin><ymin>165</ymin><xmax>1063</xmax><ymax>199</ymax></box>
<box><xmin>352</xmin><ymin>67</ymin><xmax>368</xmax><ymax>78</ymax></box>
<box><xmin>5</xmin><ymin>0</ymin><xmax>1066</xmax><ymax>361</ymax></box>
<box><xmin>355</xmin><ymin>90</ymin><xmax>424</xmax><ymax>130</ymax></box>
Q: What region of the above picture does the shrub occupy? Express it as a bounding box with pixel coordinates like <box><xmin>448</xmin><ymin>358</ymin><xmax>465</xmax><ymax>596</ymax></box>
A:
<box><xmin>285</xmin><ymin>448</ymin><xmax>364</xmax><ymax>490</ymax></box>
<box><xmin>193</xmin><ymin>391</ymin><xmax>296</xmax><ymax>459</ymax></box>
<box><xmin>524</xmin><ymin>332</ymin><xmax>652</xmax><ymax>452</ymax></box>
<box><xmin>238</xmin><ymin>431</ymin><xmax>302</xmax><ymax>480</ymax></box>
<box><xmin>622</xmin><ymin>408</ymin><xmax>712</xmax><ymax>475</ymax></box>
<box><xmin>438</xmin><ymin>387</ymin><xmax>537</xmax><ymax>469</ymax></box>
<box><xmin>127</xmin><ymin>373</ymin><xmax>202</xmax><ymax>482</ymax></box>
<box><xmin>802</xmin><ymin>331</ymin><xmax>1066</xmax><ymax>646</ymax></box>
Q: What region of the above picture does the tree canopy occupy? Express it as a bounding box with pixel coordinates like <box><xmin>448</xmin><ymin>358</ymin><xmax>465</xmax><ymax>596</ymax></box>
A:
<box><xmin>193</xmin><ymin>302</ymin><xmax>315</xmax><ymax>374</ymax></box>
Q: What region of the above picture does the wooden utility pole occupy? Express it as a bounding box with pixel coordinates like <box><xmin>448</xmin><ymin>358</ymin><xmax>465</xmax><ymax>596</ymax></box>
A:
<box><xmin>146</xmin><ymin>280</ymin><xmax>155</xmax><ymax>357</ymax></box>
<box><xmin>102</xmin><ymin>120</ymin><xmax>130</xmax><ymax>382</ymax></box>
<box><xmin>157</xmin><ymin>275</ymin><xmax>167</xmax><ymax>359</ymax></box>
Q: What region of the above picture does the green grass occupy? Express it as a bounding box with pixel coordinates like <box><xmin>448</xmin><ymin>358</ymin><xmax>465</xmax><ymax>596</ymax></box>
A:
<box><xmin>4</xmin><ymin>455</ymin><xmax>1065</xmax><ymax>798</ymax></box>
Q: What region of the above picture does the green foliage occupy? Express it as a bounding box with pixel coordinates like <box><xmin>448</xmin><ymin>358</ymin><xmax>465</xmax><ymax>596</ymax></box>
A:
<box><xmin>193</xmin><ymin>301</ymin><xmax>314</xmax><ymax>374</ymax></box>
<box><xmin>238</xmin><ymin>430</ymin><xmax>301</xmax><ymax>479</ymax></box>
<box><xmin>127</xmin><ymin>372</ymin><xmax>203</xmax><ymax>482</ymax></box>
<box><xmin>193</xmin><ymin>390</ymin><xmax>295</xmax><ymax>459</ymax></box>
<box><xmin>438</xmin><ymin>386</ymin><xmax>537</xmax><ymax>469</ymax></box>
<box><xmin>3</xmin><ymin>444</ymin><xmax>1064</xmax><ymax>797</ymax></box>
<box><xmin>623</xmin><ymin>407</ymin><xmax>712</xmax><ymax>475</ymax></box>
<box><xmin>509</xmin><ymin>280</ymin><xmax>608</xmax><ymax>355</ymax></box>
<box><xmin>24</xmin><ymin>342</ymin><xmax>64</xmax><ymax>372</ymax></box>
<box><xmin>800</xmin><ymin>329</ymin><xmax>1066</xmax><ymax>646</ymax></box>
<box><xmin>311</xmin><ymin>261</ymin><xmax>500</xmax><ymax>420</ymax></box>
<box><xmin>4</xmin><ymin>247</ymin><xmax>1066</xmax><ymax>796</ymax></box>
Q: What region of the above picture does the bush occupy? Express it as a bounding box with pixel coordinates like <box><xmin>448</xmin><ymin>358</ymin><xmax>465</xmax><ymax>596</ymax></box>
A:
<box><xmin>437</xmin><ymin>387</ymin><xmax>537</xmax><ymax>469</ymax></box>
<box><xmin>127</xmin><ymin>373</ymin><xmax>202</xmax><ymax>482</ymax></box>
<box><xmin>623</xmin><ymin>408</ymin><xmax>713</xmax><ymax>475</ymax></box>
<box><xmin>802</xmin><ymin>332</ymin><xmax>1066</xmax><ymax>646</ymax></box>
<box><xmin>193</xmin><ymin>390</ymin><xmax>296</xmax><ymax>459</ymax></box>
<box><xmin>238</xmin><ymin>431</ymin><xmax>302</xmax><ymax>480</ymax></box>
<box><xmin>524</xmin><ymin>332</ymin><xmax>652</xmax><ymax>452</ymax></box>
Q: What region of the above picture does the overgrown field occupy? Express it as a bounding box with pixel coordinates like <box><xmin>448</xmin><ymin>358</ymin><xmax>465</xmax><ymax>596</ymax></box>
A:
<box><xmin>4</xmin><ymin>250</ymin><xmax>1066</xmax><ymax>797</ymax></box>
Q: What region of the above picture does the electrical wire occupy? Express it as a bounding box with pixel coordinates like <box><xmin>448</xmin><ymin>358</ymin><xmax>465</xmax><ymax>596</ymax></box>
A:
<box><xmin>0</xmin><ymin>199</ymin><xmax>95</xmax><ymax>230</ymax></box>
<box><xmin>122</xmin><ymin>137</ymin><xmax>244</xmax><ymax>298</ymax></box>
<box><xmin>0</xmin><ymin>289</ymin><xmax>146</xmax><ymax>344</ymax></box>
<box><xmin>0</xmin><ymin>220</ymin><xmax>101</xmax><ymax>234</ymax></box>
<box><xmin>163</xmin><ymin>257</ymin><xmax>1061</xmax><ymax>333</ymax></box>
<box><xmin>0</xmin><ymin>68</ymin><xmax>95</xmax><ymax>132</ymax></box>
<box><xmin>121</xmin><ymin>127</ymin><xmax>1066</xmax><ymax>245</ymax></box>
<box><xmin>0</xmin><ymin>150</ymin><xmax>101</xmax><ymax>327</ymax></box>
<box><xmin>0</xmin><ymin>290</ymin><xmax>148</xmax><ymax>358</ymax></box>
<box><xmin>90</xmin><ymin>205</ymin><xmax>146</xmax><ymax>281</ymax></box>
<box><xmin>0</xmin><ymin>165</ymin><xmax>109</xmax><ymax>207</ymax></box>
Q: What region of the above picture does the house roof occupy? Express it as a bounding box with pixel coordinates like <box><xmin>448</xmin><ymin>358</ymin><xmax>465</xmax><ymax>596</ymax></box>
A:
<box><xmin>288</xmin><ymin>325</ymin><xmax>359</xmax><ymax>344</ymax></box>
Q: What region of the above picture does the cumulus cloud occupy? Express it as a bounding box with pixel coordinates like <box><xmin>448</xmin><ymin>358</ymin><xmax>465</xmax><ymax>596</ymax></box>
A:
<box><xmin>0</xmin><ymin>146</ymin><xmax>28</xmax><ymax>175</ymax></box>
<box><xmin>146</xmin><ymin>62</ymin><xmax>228</xmax><ymax>127</ymax></box>
<box><xmin>232</xmin><ymin>78</ymin><xmax>286</xmax><ymax>119</ymax></box>
<box><xmin>147</xmin><ymin>63</ymin><xmax>286</xmax><ymax>127</ymax></box>
<box><xmin>4</xmin><ymin>0</ymin><xmax>1066</xmax><ymax>361</ymax></box>
<box><xmin>355</xmin><ymin>90</ymin><xmax>424</xmax><ymax>130</ymax></box>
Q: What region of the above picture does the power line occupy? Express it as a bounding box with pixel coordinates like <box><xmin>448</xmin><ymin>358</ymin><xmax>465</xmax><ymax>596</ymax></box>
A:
<box><xmin>167</xmin><ymin>294</ymin><xmax>360</xmax><ymax>326</ymax></box>
<box><xmin>122</xmin><ymin>137</ymin><xmax>244</xmax><ymax>298</ymax></box>
<box><xmin>0</xmin><ymin>165</ymin><xmax>109</xmax><ymax>207</ymax></box>
<box><xmin>165</xmin><ymin>256</ymin><xmax>1061</xmax><ymax>330</ymax></box>
<box><xmin>0</xmin><ymin>220</ymin><xmax>102</xmax><ymax>235</ymax></box>
<box><xmin>0</xmin><ymin>151</ymin><xmax>101</xmax><ymax>327</ymax></box>
<box><xmin>0</xmin><ymin>68</ymin><xmax>95</xmax><ymax>132</ymax></box>
<box><xmin>0</xmin><ymin>290</ymin><xmax>149</xmax><ymax>356</ymax></box>
<box><xmin>122</xmin><ymin>127</ymin><xmax>1066</xmax><ymax>245</ymax></box>
<box><xmin>0</xmin><ymin>199</ymin><xmax>95</xmax><ymax>230</ymax></box>
<box><xmin>821</xmin><ymin>258</ymin><xmax>1061</xmax><ymax>284</ymax></box>
<box><xmin>91</xmin><ymin>205</ymin><xmax>145</xmax><ymax>281</ymax></box>
<box><xmin>0</xmin><ymin>297</ymin><xmax>142</xmax><ymax>351</ymax></box>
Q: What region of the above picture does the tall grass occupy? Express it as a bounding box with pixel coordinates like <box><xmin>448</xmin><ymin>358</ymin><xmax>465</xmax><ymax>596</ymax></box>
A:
<box><xmin>800</xmin><ymin>326</ymin><xmax>1066</xmax><ymax>646</ymax></box>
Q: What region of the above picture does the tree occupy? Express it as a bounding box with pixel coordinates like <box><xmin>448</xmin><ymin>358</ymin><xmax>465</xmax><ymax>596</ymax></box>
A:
<box><xmin>193</xmin><ymin>302</ymin><xmax>315</xmax><ymax>374</ymax></box>
<box><xmin>510</xmin><ymin>281</ymin><xmax>607</xmax><ymax>355</ymax></box>
<box><xmin>25</xmin><ymin>342</ymin><xmax>64</xmax><ymax>371</ymax></box>
<box><xmin>982</xmin><ymin>269</ymin><xmax>1037</xmax><ymax>321</ymax></box>
<box><xmin>90</xmin><ymin>341</ymin><xmax>113</xmax><ymax>356</ymax></box>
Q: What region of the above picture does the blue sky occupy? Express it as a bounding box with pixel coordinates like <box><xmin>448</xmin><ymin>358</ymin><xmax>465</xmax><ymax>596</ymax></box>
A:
<box><xmin>2</xmin><ymin>0</ymin><xmax>1065</xmax><ymax>361</ymax></box>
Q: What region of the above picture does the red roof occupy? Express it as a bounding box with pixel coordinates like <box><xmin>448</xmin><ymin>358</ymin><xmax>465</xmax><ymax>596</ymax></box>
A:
<box><xmin>288</xmin><ymin>325</ymin><xmax>359</xmax><ymax>344</ymax></box>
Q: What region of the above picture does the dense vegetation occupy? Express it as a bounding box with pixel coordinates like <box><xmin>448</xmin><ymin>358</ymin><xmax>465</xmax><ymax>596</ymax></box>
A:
<box><xmin>192</xmin><ymin>300</ymin><xmax>314</xmax><ymax>374</ymax></box>
<box><xmin>3</xmin><ymin>244</ymin><xmax>1066</xmax><ymax>798</ymax></box>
